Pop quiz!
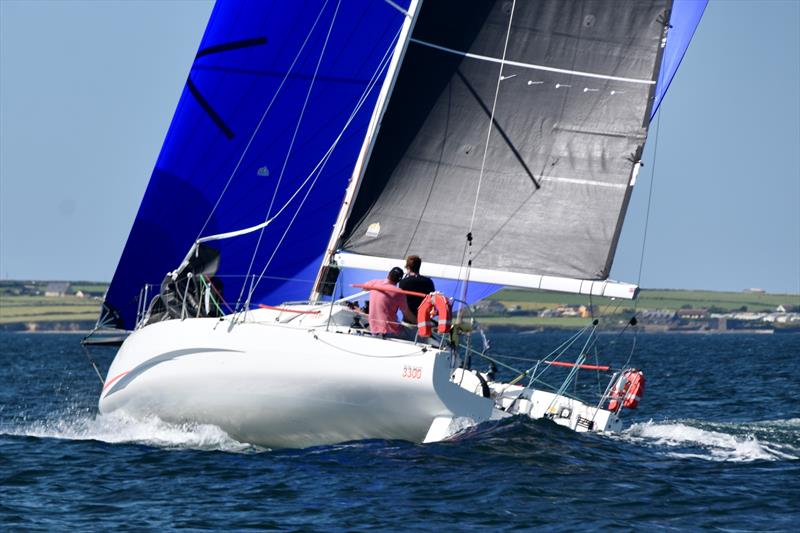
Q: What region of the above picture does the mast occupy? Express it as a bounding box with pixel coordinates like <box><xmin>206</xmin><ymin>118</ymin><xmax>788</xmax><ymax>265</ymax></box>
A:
<box><xmin>310</xmin><ymin>0</ymin><xmax>422</xmax><ymax>301</ymax></box>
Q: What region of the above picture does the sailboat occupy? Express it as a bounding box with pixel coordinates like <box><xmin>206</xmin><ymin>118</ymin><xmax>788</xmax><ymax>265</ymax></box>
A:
<box><xmin>88</xmin><ymin>0</ymin><xmax>707</xmax><ymax>449</ymax></box>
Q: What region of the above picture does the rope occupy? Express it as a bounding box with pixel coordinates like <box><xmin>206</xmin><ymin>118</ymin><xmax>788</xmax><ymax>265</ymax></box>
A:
<box><xmin>468</xmin><ymin>0</ymin><xmax>516</xmax><ymax>233</ymax></box>
<box><xmin>545</xmin><ymin>325</ymin><xmax>597</xmax><ymax>414</ymax></box>
<box><xmin>80</xmin><ymin>343</ymin><xmax>105</xmax><ymax>385</ymax></box>
<box><xmin>455</xmin><ymin>0</ymin><xmax>516</xmax><ymax>312</ymax></box>
<box><xmin>185</xmin><ymin>23</ymin><xmax>400</xmax><ymax>322</ymax></box>
<box><xmin>242</xmin><ymin>27</ymin><xmax>403</xmax><ymax>308</ymax></box>
<box><xmin>196</xmin><ymin>1</ymin><xmax>331</xmax><ymax>240</ymax></box>
<box><xmin>465</xmin><ymin>346</ymin><xmax>585</xmax><ymax>402</ymax></box>
<box><xmin>634</xmin><ymin>107</ymin><xmax>663</xmax><ymax>310</ymax></box>
<box><xmin>240</xmin><ymin>0</ymin><xmax>342</xmax><ymax>308</ymax></box>
<box><xmin>198</xmin><ymin>275</ymin><xmax>228</xmax><ymax>315</ymax></box>
<box><xmin>313</xmin><ymin>334</ymin><xmax>425</xmax><ymax>358</ymax></box>
<box><xmin>194</xmin><ymin>24</ymin><xmax>399</xmax><ymax>252</ymax></box>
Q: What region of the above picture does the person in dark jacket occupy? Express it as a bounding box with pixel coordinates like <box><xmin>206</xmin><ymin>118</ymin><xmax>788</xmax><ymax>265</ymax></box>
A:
<box><xmin>398</xmin><ymin>255</ymin><xmax>435</xmax><ymax>315</ymax></box>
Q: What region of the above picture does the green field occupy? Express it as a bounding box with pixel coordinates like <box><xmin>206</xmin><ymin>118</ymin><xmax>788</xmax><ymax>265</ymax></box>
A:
<box><xmin>0</xmin><ymin>293</ymin><xmax>100</xmax><ymax>325</ymax></box>
<box><xmin>494</xmin><ymin>288</ymin><xmax>798</xmax><ymax>313</ymax></box>
<box><xmin>473</xmin><ymin>316</ymin><xmax>592</xmax><ymax>328</ymax></box>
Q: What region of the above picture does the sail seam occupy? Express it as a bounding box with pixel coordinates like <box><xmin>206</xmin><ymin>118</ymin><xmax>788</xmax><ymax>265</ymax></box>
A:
<box><xmin>540</xmin><ymin>176</ymin><xmax>627</xmax><ymax>189</ymax></box>
<box><xmin>409</xmin><ymin>38</ymin><xmax>656</xmax><ymax>85</ymax></box>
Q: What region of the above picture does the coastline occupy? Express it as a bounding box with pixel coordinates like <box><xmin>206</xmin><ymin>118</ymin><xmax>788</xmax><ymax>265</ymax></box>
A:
<box><xmin>2</xmin><ymin>281</ymin><xmax>797</xmax><ymax>335</ymax></box>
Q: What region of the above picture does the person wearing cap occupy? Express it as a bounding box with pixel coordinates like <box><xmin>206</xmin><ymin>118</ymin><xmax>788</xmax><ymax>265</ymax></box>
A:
<box><xmin>399</xmin><ymin>255</ymin><xmax>435</xmax><ymax>315</ymax></box>
<box><xmin>361</xmin><ymin>267</ymin><xmax>414</xmax><ymax>338</ymax></box>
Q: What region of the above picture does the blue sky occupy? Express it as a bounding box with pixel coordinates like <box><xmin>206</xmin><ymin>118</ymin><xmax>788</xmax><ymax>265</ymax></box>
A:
<box><xmin>1</xmin><ymin>0</ymin><xmax>798</xmax><ymax>294</ymax></box>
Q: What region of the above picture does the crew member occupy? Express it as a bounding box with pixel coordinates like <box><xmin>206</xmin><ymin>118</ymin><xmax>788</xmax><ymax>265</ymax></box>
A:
<box><xmin>399</xmin><ymin>255</ymin><xmax>435</xmax><ymax>315</ymax></box>
<box><xmin>362</xmin><ymin>267</ymin><xmax>414</xmax><ymax>338</ymax></box>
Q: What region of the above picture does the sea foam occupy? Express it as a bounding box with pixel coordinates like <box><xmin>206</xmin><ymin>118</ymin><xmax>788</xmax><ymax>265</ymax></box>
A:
<box><xmin>623</xmin><ymin>419</ymin><xmax>799</xmax><ymax>462</ymax></box>
<box><xmin>2</xmin><ymin>410</ymin><xmax>259</xmax><ymax>453</ymax></box>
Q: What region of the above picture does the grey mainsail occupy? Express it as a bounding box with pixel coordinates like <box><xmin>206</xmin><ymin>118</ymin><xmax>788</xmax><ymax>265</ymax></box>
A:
<box><xmin>335</xmin><ymin>0</ymin><xmax>671</xmax><ymax>293</ymax></box>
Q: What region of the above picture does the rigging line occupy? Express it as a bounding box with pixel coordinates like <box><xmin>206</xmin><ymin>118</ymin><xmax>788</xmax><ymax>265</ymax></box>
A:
<box><xmin>314</xmin><ymin>334</ymin><xmax>427</xmax><ymax>358</ymax></box>
<box><xmin>195</xmin><ymin>29</ymin><xmax>400</xmax><ymax>248</ymax></box>
<box><xmin>244</xmin><ymin>29</ymin><xmax>403</xmax><ymax>307</ymax></box>
<box><xmin>546</xmin><ymin>325</ymin><xmax>596</xmax><ymax>413</ymax></box>
<box><xmin>455</xmin><ymin>0</ymin><xmax>516</xmax><ymax>313</ymax></box>
<box><xmin>469</xmin><ymin>347</ymin><xmax>585</xmax><ymax>402</ymax></box>
<box><xmin>529</xmin><ymin>325</ymin><xmax>590</xmax><ymax>384</ymax></box>
<box><xmin>634</xmin><ymin>107</ymin><xmax>663</xmax><ymax>311</ymax></box>
<box><xmin>80</xmin><ymin>343</ymin><xmax>105</xmax><ymax>384</ymax></box>
<box><xmin>240</xmin><ymin>0</ymin><xmax>342</xmax><ymax>309</ymax></box>
<box><xmin>246</xmin><ymin>127</ymin><xmax>338</xmax><ymax>310</ymax></box>
<box><xmin>382</xmin><ymin>0</ymin><xmax>410</xmax><ymax>17</ymax></box>
<box><xmin>469</xmin><ymin>0</ymin><xmax>515</xmax><ymax>234</ymax></box>
<box><xmin>195</xmin><ymin>1</ymin><xmax>331</xmax><ymax>240</ymax></box>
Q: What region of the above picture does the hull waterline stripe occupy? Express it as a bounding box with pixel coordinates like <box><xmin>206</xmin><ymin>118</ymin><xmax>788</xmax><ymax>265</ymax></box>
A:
<box><xmin>103</xmin><ymin>347</ymin><xmax>242</xmax><ymax>398</ymax></box>
<box><xmin>102</xmin><ymin>370</ymin><xmax>130</xmax><ymax>392</ymax></box>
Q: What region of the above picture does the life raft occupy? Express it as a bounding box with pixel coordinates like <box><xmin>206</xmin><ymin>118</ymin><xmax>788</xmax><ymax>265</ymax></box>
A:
<box><xmin>608</xmin><ymin>369</ymin><xmax>645</xmax><ymax>411</ymax></box>
<box><xmin>417</xmin><ymin>292</ymin><xmax>452</xmax><ymax>337</ymax></box>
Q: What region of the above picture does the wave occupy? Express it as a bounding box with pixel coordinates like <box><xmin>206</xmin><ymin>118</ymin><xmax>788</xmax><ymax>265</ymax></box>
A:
<box><xmin>622</xmin><ymin>419</ymin><xmax>800</xmax><ymax>462</ymax></box>
<box><xmin>4</xmin><ymin>408</ymin><xmax>798</xmax><ymax>461</ymax></box>
<box><xmin>1</xmin><ymin>410</ymin><xmax>260</xmax><ymax>453</ymax></box>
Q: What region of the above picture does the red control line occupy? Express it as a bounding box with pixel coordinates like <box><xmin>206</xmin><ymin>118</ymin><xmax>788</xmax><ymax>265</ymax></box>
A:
<box><xmin>545</xmin><ymin>361</ymin><xmax>610</xmax><ymax>371</ymax></box>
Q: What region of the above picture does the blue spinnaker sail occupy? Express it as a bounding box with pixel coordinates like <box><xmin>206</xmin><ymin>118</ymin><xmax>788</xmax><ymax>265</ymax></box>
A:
<box><xmin>104</xmin><ymin>0</ymin><xmax>409</xmax><ymax>329</ymax></box>
<box><xmin>651</xmin><ymin>0</ymin><xmax>708</xmax><ymax>119</ymax></box>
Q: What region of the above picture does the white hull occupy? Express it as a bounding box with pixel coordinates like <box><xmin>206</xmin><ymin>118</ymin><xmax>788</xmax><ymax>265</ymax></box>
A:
<box><xmin>99</xmin><ymin>308</ymin><xmax>493</xmax><ymax>448</ymax></box>
<box><xmin>100</xmin><ymin>305</ymin><xmax>621</xmax><ymax>448</ymax></box>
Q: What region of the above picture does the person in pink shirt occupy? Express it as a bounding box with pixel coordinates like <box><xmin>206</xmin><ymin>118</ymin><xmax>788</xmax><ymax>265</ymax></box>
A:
<box><xmin>362</xmin><ymin>267</ymin><xmax>414</xmax><ymax>338</ymax></box>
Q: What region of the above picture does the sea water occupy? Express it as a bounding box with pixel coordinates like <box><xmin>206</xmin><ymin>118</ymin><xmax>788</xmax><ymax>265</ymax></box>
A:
<box><xmin>1</xmin><ymin>332</ymin><xmax>798</xmax><ymax>531</ymax></box>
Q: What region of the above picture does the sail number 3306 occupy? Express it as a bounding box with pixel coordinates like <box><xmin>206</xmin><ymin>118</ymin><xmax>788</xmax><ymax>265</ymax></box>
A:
<box><xmin>402</xmin><ymin>366</ymin><xmax>422</xmax><ymax>379</ymax></box>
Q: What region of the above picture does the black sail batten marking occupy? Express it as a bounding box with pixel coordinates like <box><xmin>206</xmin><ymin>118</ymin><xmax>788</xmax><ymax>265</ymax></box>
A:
<box><xmin>195</xmin><ymin>37</ymin><xmax>268</xmax><ymax>59</ymax></box>
<box><xmin>186</xmin><ymin>77</ymin><xmax>235</xmax><ymax>140</ymax></box>
<box><xmin>188</xmin><ymin>36</ymin><xmax>268</xmax><ymax>140</ymax></box>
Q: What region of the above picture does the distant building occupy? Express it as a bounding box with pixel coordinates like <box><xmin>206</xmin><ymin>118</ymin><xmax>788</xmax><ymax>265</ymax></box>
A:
<box><xmin>744</xmin><ymin>288</ymin><xmax>765</xmax><ymax>294</ymax></box>
<box><xmin>75</xmin><ymin>290</ymin><xmax>86</xmax><ymax>298</ymax></box>
<box><xmin>473</xmin><ymin>300</ymin><xmax>506</xmax><ymax>314</ymax></box>
<box><xmin>44</xmin><ymin>282</ymin><xmax>70</xmax><ymax>297</ymax></box>
<box><xmin>641</xmin><ymin>309</ymin><xmax>676</xmax><ymax>321</ymax></box>
<box><xmin>676</xmin><ymin>308</ymin><xmax>709</xmax><ymax>320</ymax></box>
<box><xmin>556</xmin><ymin>306</ymin><xmax>579</xmax><ymax>317</ymax></box>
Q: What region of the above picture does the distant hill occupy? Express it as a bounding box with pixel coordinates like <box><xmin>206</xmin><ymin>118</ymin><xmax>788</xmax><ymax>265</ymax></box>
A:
<box><xmin>492</xmin><ymin>287</ymin><xmax>799</xmax><ymax>314</ymax></box>
<box><xmin>0</xmin><ymin>280</ymin><xmax>108</xmax><ymax>331</ymax></box>
<box><xmin>0</xmin><ymin>280</ymin><xmax>797</xmax><ymax>332</ymax></box>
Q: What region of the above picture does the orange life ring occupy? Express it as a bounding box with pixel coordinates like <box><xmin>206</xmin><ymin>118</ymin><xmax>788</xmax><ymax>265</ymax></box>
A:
<box><xmin>608</xmin><ymin>369</ymin><xmax>645</xmax><ymax>411</ymax></box>
<box><xmin>416</xmin><ymin>292</ymin><xmax>452</xmax><ymax>337</ymax></box>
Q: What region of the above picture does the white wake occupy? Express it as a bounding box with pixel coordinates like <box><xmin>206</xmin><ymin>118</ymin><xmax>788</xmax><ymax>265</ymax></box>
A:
<box><xmin>623</xmin><ymin>419</ymin><xmax>800</xmax><ymax>462</ymax></box>
<box><xmin>2</xmin><ymin>410</ymin><xmax>259</xmax><ymax>452</ymax></box>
